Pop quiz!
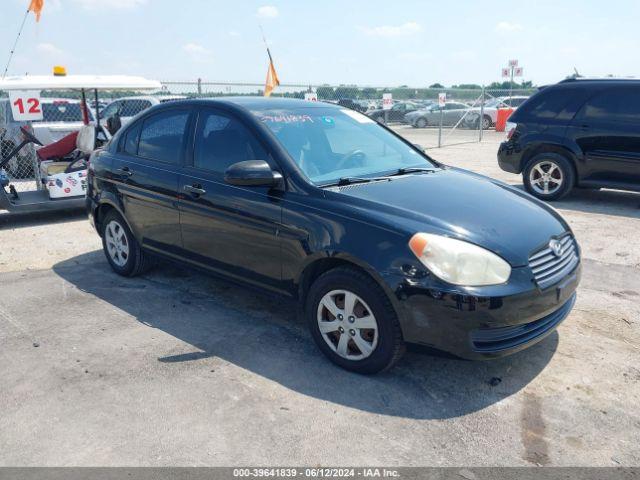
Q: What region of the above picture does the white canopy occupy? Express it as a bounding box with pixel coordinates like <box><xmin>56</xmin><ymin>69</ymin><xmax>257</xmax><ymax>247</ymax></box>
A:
<box><xmin>0</xmin><ymin>75</ymin><xmax>162</xmax><ymax>91</ymax></box>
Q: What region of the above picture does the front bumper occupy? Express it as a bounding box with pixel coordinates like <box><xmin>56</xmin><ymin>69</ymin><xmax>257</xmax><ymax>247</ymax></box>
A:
<box><xmin>385</xmin><ymin>262</ymin><xmax>581</xmax><ymax>360</ymax></box>
<box><xmin>86</xmin><ymin>195</ymin><xmax>98</xmax><ymax>232</ymax></box>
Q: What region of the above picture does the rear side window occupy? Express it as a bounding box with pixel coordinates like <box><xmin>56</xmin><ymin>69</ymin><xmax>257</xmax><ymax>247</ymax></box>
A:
<box><xmin>138</xmin><ymin>109</ymin><xmax>189</xmax><ymax>164</ymax></box>
<box><xmin>514</xmin><ymin>87</ymin><xmax>586</xmax><ymax>122</ymax></box>
<box><xmin>193</xmin><ymin>110</ymin><xmax>267</xmax><ymax>174</ymax></box>
<box><xmin>122</xmin><ymin>122</ymin><xmax>141</xmax><ymax>155</ymax></box>
<box><xmin>577</xmin><ymin>88</ymin><xmax>640</xmax><ymax>124</ymax></box>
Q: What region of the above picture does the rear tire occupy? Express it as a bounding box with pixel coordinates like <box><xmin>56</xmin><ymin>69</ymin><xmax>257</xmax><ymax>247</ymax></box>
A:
<box><xmin>481</xmin><ymin>115</ymin><xmax>492</xmax><ymax>130</ymax></box>
<box><xmin>415</xmin><ymin>117</ymin><xmax>428</xmax><ymax>128</ymax></box>
<box><xmin>306</xmin><ymin>266</ymin><xmax>405</xmax><ymax>374</ymax></box>
<box><xmin>101</xmin><ymin>209</ymin><xmax>152</xmax><ymax>277</ymax></box>
<box><xmin>523</xmin><ymin>153</ymin><xmax>574</xmax><ymax>201</ymax></box>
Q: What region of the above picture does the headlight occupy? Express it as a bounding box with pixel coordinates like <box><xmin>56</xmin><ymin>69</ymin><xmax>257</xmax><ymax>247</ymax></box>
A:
<box><xmin>409</xmin><ymin>233</ymin><xmax>511</xmax><ymax>286</ymax></box>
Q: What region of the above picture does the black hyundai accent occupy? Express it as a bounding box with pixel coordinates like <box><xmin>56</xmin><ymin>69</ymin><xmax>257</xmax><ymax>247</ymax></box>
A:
<box><xmin>86</xmin><ymin>98</ymin><xmax>580</xmax><ymax>373</ymax></box>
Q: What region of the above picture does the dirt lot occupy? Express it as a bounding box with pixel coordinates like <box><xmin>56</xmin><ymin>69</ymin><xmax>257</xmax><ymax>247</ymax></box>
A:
<box><xmin>0</xmin><ymin>130</ymin><xmax>639</xmax><ymax>466</ymax></box>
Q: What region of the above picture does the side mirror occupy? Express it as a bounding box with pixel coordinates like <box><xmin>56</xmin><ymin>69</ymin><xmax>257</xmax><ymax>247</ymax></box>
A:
<box><xmin>224</xmin><ymin>160</ymin><xmax>283</xmax><ymax>188</ymax></box>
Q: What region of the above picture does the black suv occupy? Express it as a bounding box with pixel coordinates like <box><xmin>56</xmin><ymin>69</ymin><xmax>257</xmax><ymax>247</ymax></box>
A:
<box><xmin>498</xmin><ymin>78</ymin><xmax>640</xmax><ymax>200</ymax></box>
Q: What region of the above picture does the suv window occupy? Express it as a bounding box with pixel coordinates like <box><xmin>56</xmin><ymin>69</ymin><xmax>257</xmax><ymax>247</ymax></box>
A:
<box><xmin>137</xmin><ymin>109</ymin><xmax>189</xmax><ymax>164</ymax></box>
<box><xmin>577</xmin><ymin>88</ymin><xmax>640</xmax><ymax>124</ymax></box>
<box><xmin>101</xmin><ymin>101</ymin><xmax>120</xmax><ymax>119</ymax></box>
<box><xmin>193</xmin><ymin>110</ymin><xmax>267</xmax><ymax>173</ymax></box>
<box><xmin>513</xmin><ymin>87</ymin><xmax>585</xmax><ymax>122</ymax></box>
<box><xmin>120</xmin><ymin>99</ymin><xmax>153</xmax><ymax>117</ymax></box>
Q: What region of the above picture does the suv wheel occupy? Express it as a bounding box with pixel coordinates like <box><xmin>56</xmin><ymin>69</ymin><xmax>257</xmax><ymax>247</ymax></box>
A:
<box><xmin>101</xmin><ymin>210</ymin><xmax>152</xmax><ymax>277</ymax></box>
<box><xmin>306</xmin><ymin>266</ymin><xmax>405</xmax><ymax>374</ymax></box>
<box><xmin>523</xmin><ymin>153</ymin><xmax>574</xmax><ymax>201</ymax></box>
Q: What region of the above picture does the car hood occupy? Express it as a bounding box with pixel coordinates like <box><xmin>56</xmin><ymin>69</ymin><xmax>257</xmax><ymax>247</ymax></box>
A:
<box><xmin>328</xmin><ymin>168</ymin><xmax>569</xmax><ymax>267</ymax></box>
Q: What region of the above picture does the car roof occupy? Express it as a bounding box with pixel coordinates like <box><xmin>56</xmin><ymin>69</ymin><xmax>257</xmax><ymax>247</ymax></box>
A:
<box><xmin>188</xmin><ymin>97</ymin><xmax>341</xmax><ymax>110</ymax></box>
<box><xmin>552</xmin><ymin>78</ymin><xmax>640</xmax><ymax>89</ymax></box>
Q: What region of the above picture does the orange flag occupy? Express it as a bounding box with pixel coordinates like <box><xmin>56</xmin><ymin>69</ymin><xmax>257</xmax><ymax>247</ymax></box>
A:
<box><xmin>28</xmin><ymin>0</ymin><xmax>44</xmax><ymax>22</ymax></box>
<box><xmin>264</xmin><ymin>49</ymin><xmax>280</xmax><ymax>97</ymax></box>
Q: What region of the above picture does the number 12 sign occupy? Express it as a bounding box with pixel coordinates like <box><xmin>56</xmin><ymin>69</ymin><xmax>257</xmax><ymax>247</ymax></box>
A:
<box><xmin>9</xmin><ymin>90</ymin><xmax>43</xmax><ymax>121</ymax></box>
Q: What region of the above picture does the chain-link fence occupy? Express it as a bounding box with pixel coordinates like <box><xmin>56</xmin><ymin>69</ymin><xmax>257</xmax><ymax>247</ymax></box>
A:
<box><xmin>1</xmin><ymin>82</ymin><xmax>536</xmax><ymax>193</ymax></box>
<box><xmin>161</xmin><ymin>81</ymin><xmax>535</xmax><ymax>149</ymax></box>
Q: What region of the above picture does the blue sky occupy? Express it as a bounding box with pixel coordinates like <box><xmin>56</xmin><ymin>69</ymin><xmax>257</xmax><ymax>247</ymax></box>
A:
<box><xmin>2</xmin><ymin>0</ymin><xmax>639</xmax><ymax>87</ymax></box>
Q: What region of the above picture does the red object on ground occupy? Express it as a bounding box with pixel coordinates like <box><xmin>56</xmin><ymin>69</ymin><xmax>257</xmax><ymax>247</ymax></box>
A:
<box><xmin>495</xmin><ymin>108</ymin><xmax>514</xmax><ymax>132</ymax></box>
<box><xmin>36</xmin><ymin>131</ymin><xmax>78</xmax><ymax>160</ymax></box>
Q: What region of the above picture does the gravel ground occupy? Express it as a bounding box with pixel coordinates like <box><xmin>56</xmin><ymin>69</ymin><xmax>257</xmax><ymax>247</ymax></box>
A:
<box><xmin>0</xmin><ymin>130</ymin><xmax>638</xmax><ymax>466</ymax></box>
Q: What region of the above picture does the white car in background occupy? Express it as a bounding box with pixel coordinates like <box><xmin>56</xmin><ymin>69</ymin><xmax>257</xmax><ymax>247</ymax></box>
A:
<box><xmin>464</xmin><ymin>96</ymin><xmax>530</xmax><ymax>129</ymax></box>
<box><xmin>100</xmin><ymin>95</ymin><xmax>185</xmax><ymax>130</ymax></box>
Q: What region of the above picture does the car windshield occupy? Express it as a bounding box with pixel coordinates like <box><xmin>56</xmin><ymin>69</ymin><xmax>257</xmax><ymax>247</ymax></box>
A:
<box><xmin>253</xmin><ymin>106</ymin><xmax>436</xmax><ymax>185</ymax></box>
<box><xmin>36</xmin><ymin>101</ymin><xmax>95</xmax><ymax>123</ymax></box>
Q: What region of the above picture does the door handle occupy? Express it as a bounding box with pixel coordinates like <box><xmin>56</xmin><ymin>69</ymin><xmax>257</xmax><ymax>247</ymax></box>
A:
<box><xmin>116</xmin><ymin>167</ymin><xmax>133</xmax><ymax>177</ymax></box>
<box><xmin>183</xmin><ymin>184</ymin><xmax>206</xmax><ymax>196</ymax></box>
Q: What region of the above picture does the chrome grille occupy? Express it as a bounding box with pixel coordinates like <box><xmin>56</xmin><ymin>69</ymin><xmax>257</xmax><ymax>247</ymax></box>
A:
<box><xmin>529</xmin><ymin>235</ymin><xmax>579</xmax><ymax>289</ymax></box>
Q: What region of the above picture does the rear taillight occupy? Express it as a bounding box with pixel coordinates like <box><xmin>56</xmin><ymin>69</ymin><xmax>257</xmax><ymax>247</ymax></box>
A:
<box><xmin>505</xmin><ymin>122</ymin><xmax>517</xmax><ymax>141</ymax></box>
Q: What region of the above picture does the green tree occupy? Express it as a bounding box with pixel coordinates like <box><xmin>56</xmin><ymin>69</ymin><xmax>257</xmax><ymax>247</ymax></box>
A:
<box><xmin>429</xmin><ymin>83</ymin><xmax>444</xmax><ymax>88</ymax></box>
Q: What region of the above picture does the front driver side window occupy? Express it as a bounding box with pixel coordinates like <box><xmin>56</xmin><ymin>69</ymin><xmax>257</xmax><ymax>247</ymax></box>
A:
<box><xmin>193</xmin><ymin>110</ymin><xmax>268</xmax><ymax>174</ymax></box>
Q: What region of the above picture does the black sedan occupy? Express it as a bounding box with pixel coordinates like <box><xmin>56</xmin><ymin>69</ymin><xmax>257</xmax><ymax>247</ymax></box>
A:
<box><xmin>86</xmin><ymin>98</ymin><xmax>580</xmax><ymax>373</ymax></box>
<box><xmin>367</xmin><ymin>101</ymin><xmax>421</xmax><ymax>124</ymax></box>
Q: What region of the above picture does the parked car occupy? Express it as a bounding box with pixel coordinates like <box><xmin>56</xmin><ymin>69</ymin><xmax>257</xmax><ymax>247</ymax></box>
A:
<box><xmin>87</xmin><ymin>97</ymin><xmax>580</xmax><ymax>373</ymax></box>
<box><xmin>0</xmin><ymin>98</ymin><xmax>95</xmax><ymax>177</ymax></box>
<box><xmin>404</xmin><ymin>102</ymin><xmax>471</xmax><ymax>128</ymax></box>
<box><xmin>464</xmin><ymin>96</ymin><xmax>530</xmax><ymax>129</ymax></box>
<box><xmin>337</xmin><ymin>99</ymin><xmax>367</xmax><ymax>113</ymax></box>
<box><xmin>498</xmin><ymin>78</ymin><xmax>640</xmax><ymax>200</ymax></box>
<box><xmin>368</xmin><ymin>102</ymin><xmax>421</xmax><ymax>124</ymax></box>
<box><xmin>101</xmin><ymin>95</ymin><xmax>185</xmax><ymax>133</ymax></box>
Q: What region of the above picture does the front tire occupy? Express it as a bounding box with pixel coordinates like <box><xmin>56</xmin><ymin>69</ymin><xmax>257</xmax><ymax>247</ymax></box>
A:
<box><xmin>481</xmin><ymin>115</ymin><xmax>492</xmax><ymax>130</ymax></box>
<box><xmin>306</xmin><ymin>266</ymin><xmax>405</xmax><ymax>374</ymax></box>
<box><xmin>415</xmin><ymin>117</ymin><xmax>428</xmax><ymax>128</ymax></box>
<box><xmin>101</xmin><ymin>210</ymin><xmax>151</xmax><ymax>277</ymax></box>
<box><xmin>523</xmin><ymin>153</ymin><xmax>575</xmax><ymax>201</ymax></box>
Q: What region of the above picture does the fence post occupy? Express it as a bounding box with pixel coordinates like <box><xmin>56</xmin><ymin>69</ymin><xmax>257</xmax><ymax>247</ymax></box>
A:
<box><xmin>197</xmin><ymin>77</ymin><xmax>202</xmax><ymax>96</ymax></box>
<box><xmin>438</xmin><ymin>108</ymin><xmax>443</xmax><ymax>148</ymax></box>
<box><xmin>479</xmin><ymin>85</ymin><xmax>485</xmax><ymax>142</ymax></box>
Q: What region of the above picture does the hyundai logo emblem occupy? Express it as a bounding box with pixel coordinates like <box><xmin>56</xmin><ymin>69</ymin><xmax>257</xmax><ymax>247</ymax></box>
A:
<box><xmin>549</xmin><ymin>239</ymin><xmax>563</xmax><ymax>257</ymax></box>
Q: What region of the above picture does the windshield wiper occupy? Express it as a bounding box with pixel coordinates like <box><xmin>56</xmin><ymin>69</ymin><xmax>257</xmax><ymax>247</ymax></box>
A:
<box><xmin>320</xmin><ymin>176</ymin><xmax>392</xmax><ymax>187</ymax></box>
<box><xmin>393</xmin><ymin>167</ymin><xmax>438</xmax><ymax>175</ymax></box>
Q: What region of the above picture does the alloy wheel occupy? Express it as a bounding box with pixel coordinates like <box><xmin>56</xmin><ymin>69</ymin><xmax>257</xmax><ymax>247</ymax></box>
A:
<box><xmin>529</xmin><ymin>160</ymin><xmax>564</xmax><ymax>196</ymax></box>
<box><xmin>105</xmin><ymin>220</ymin><xmax>130</xmax><ymax>267</ymax></box>
<box><xmin>316</xmin><ymin>289</ymin><xmax>379</xmax><ymax>360</ymax></box>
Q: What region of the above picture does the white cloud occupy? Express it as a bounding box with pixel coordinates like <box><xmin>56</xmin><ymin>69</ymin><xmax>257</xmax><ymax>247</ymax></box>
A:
<box><xmin>36</xmin><ymin>43</ymin><xmax>65</xmax><ymax>56</ymax></box>
<box><xmin>359</xmin><ymin>22</ymin><xmax>422</xmax><ymax>37</ymax></box>
<box><xmin>72</xmin><ymin>0</ymin><xmax>147</xmax><ymax>10</ymax></box>
<box><xmin>257</xmin><ymin>5</ymin><xmax>279</xmax><ymax>18</ymax></box>
<box><xmin>495</xmin><ymin>21</ymin><xmax>523</xmax><ymax>33</ymax></box>
<box><xmin>182</xmin><ymin>43</ymin><xmax>212</xmax><ymax>63</ymax></box>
